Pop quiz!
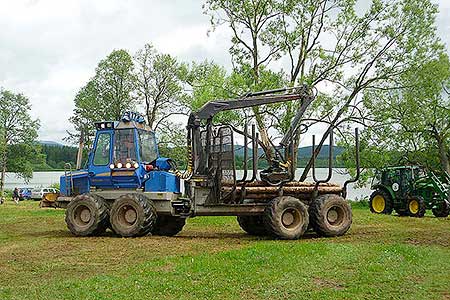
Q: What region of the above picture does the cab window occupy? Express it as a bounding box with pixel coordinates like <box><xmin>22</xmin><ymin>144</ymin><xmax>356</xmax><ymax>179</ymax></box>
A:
<box><xmin>93</xmin><ymin>133</ymin><xmax>111</xmax><ymax>165</ymax></box>
<box><xmin>114</xmin><ymin>129</ymin><xmax>137</xmax><ymax>163</ymax></box>
<box><xmin>138</xmin><ymin>130</ymin><xmax>158</xmax><ymax>163</ymax></box>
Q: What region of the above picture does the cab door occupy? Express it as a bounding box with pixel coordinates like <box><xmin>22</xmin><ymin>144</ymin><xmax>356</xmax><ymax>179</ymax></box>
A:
<box><xmin>88</xmin><ymin>130</ymin><xmax>113</xmax><ymax>188</ymax></box>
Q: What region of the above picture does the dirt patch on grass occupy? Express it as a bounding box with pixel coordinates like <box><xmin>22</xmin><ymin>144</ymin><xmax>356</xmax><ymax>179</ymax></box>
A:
<box><xmin>313</xmin><ymin>277</ymin><xmax>345</xmax><ymax>290</ymax></box>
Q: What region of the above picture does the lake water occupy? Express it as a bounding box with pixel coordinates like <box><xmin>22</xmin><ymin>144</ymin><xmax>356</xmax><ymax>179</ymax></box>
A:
<box><xmin>3</xmin><ymin>168</ymin><xmax>371</xmax><ymax>200</ymax></box>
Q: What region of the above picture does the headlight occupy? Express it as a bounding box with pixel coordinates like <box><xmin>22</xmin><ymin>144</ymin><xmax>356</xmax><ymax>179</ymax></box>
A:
<box><xmin>125</xmin><ymin>162</ymin><xmax>132</xmax><ymax>169</ymax></box>
<box><xmin>117</xmin><ymin>162</ymin><xmax>123</xmax><ymax>168</ymax></box>
<box><xmin>133</xmin><ymin>162</ymin><xmax>139</xmax><ymax>169</ymax></box>
<box><xmin>109</xmin><ymin>164</ymin><xmax>115</xmax><ymax>169</ymax></box>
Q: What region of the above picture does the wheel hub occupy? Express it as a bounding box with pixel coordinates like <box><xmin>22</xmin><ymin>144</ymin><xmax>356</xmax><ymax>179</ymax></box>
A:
<box><xmin>326</xmin><ymin>206</ymin><xmax>345</xmax><ymax>226</ymax></box>
<box><xmin>124</xmin><ymin>208</ymin><xmax>137</xmax><ymax>224</ymax></box>
<box><xmin>327</xmin><ymin>209</ymin><xmax>338</xmax><ymax>223</ymax></box>
<box><xmin>80</xmin><ymin>208</ymin><xmax>91</xmax><ymax>223</ymax></box>
<box><xmin>282</xmin><ymin>211</ymin><xmax>295</xmax><ymax>226</ymax></box>
<box><xmin>409</xmin><ymin>200</ymin><xmax>419</xmax><ymax>214</ymax></box>
<box><xmin>281</xmin><ymin>208</ymin><xmax>301</xmax><ymax>229</ymax></box>
<box><xmin>372</xmin><ymin>195</ymin><xmax>385</xmax><ymax>213</ymax></box>
<box><xmin>122</xmin><ymin>206</ymin><xmax>137</xmax><ymax>224</ymax></box>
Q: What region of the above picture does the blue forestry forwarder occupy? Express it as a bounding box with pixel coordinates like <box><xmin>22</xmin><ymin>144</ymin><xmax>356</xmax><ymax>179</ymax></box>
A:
<box><xmin>58</xmin><ymin>86</ymin><xmax>360</xmax><ymax>239</ymax></box>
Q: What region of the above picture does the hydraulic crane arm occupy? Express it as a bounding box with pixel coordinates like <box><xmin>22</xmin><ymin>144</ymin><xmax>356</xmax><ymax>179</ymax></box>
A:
<box><xmin>187</xmin><ymin>85</ymin><xmax>316</xmax><ymax>185</ymax></box>
<box><xmin>188</xmin><ymin>85</ymin><xmax>315</xmax><ymax>129</ymax></box>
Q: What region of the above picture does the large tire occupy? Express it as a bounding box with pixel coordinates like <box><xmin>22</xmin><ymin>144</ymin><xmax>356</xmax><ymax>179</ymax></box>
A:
<box><xmin>65</xmin><ymin>194</ymin><xmax>109</xmax><ymax>236</ymax></box>
<box><xmin>407</xmin><ymin>196</ymin><xmax>426</xmax><ymax>218</ymax></box>
<box><xmin>152</xmin><ymin>215</ymin><xmax>186</xmax><ymax>236</ymax></box>
<box><xmin>110</xmin><ymin>193</ymin><xmax>157</xmax><ymax>237</ymax></box>
<box><xmin>432</xmin><ymin>200</ymin><xmax>450</xmax><ymax>218</ymax></box>
<box><xmin>263</xmin><ymin>196</ymin><xmax>309</xmax><ymax>240</ymax></box>
<box><xmin>309</xmin><ymin>194</ymin><xmax>352</xmax><ymax>237</ymax></box>
<box><xmin>237</xmin><ymin>215</ymin><xmax>268</xmax><ymax>236</ymax></box>
<box><xmin>369</xmin><ymin>189</ymin><xmax>393</xmax><ymax>214</ymax></box>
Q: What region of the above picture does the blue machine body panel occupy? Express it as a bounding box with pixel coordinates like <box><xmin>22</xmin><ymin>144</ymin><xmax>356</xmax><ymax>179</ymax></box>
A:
<box><xmin>155</xmin><ymin>158</ymin><xmax>172</xmax><ymax>171</ymax></box>
<box><xmin>60</xmin><ymin>170</ymin><xmax>90</xmax><ymax>196</ymax></box>
<box><xmin>145</xmin><ymin>171</ymin><xmax>180</xmax><ymax>193</ymax></box>
<box><xmin>60</xmin><ymin>112</ymin><xmax>178</xmax><ymax>196</ymax></box>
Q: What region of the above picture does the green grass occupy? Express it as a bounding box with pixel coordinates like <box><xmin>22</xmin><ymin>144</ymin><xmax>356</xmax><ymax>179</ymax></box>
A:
<box><xmin>0</xmin><ymin>201</ymin><xmax>449</xmax><ymax>300</ymax></box>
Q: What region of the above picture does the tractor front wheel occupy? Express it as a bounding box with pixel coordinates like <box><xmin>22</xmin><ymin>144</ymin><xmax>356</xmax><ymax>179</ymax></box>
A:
<box><xmin>152</xmin><ymin>215</ymin><xmax>186</xmax><ymax>236</ymax></box>
<box><xmin>65</xmin><ymin>194</ymin><xmax>109</xmax><ymax>236</ymax></box>
<box><xmin>369</xmin><ymin>190</ymin><xmax>393</xmax><ymax>215</ymax></box>
<box><xmin>407</xmin><ymin>196</ymin><xmax>426</xmax><ymax>218</ymax></box>
<box><xmin>309</xmin><ymin>194</ymin><xmax>352</xmax><ymax>237</ymax></box>
<box><xmin>110</xmin><ymin>194</ymin><xmax>157</xmax><ymax>237</ymax></box>
<box><xmin>237</xmin><ymin>215</ymin><xmax>268</xmax><ymax>236</ymax></box>
<box><xmin>263</xmin><ymin>196</ymin><xmax>309</xmax><ymax>240</ymax></box>
<box><xmin>432</xmin><ymin>200</ymin><xmax>449</xmax><ymax>218</ymax></box>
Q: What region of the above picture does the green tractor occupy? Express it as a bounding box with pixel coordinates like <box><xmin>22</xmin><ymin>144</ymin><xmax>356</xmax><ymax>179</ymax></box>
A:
<box><xmin>370</xmin><ymin>166</ymin><xmax>450</xmax><ymax>218</ymax></box>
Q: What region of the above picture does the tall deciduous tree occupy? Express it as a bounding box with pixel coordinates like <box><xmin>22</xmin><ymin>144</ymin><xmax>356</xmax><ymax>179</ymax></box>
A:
<box><xmin>134</xmin><ymin>44</ymin><xmax>186</xmax><ymax>131</ymax></box>
<box><xmin>205</xmin><ymin>0</ymin><xmax>443</xmax><ymax>180</ymax></box>
<box><xmin>0</xmin><ymin>88</ymin><xmax>40</xmax><ymax>198</ymax></box>
<box><xmin>204</xmin><ymin>0</ymin><xmax>282</xmax><ymax>161</ymax></box>
<box><xmin>133</xmin><ymin>44</ymin><xmax>188</xmax><ymax>164</ymax></box>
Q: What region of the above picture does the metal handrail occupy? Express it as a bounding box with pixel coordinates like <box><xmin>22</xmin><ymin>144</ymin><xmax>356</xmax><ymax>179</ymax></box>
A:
<box><xmin>342</xmin><ymin>128</ymin><xmax>360</xmax><ymax>198</ymax></box>
<box><xmin>64</xmin><ymin>162</ymin><xmax>74</xmax><ymax>196</ymax></box>
<box><xmin>312</xmin><ymin>130</ymin><xmax>334</xmax><ymax>192</ymax></box>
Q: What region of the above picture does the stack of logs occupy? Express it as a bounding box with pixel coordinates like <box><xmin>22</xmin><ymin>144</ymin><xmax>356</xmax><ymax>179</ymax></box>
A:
<box><xmin>221</xmin><ymin>180</ymin><xmax>343</xmax><ymax>202</ymax></box>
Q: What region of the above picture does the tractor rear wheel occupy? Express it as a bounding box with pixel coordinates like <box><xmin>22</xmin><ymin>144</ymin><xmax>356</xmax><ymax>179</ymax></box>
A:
<box><xmin>263</xmin><ymin>196</ymin><xmax>309</xmax><ymax>240</ymax></box>
<box><xmin>407</xmin><ymin>196</ymin><xmax>426</xmax><ymax>218</ymax></box>
<box><xmin>237</xmin><ymin>215</ymin><xmax>267</xmax><ymax>236</ymax></box>
<box><xmin>309</xmin><ymin>194</ymin><xmax>352</xmax><ymax>237</ymax></box>
<box><xmin>432</xmin><ymin>200</ymin><xmax>449</xmax><ymax>218</ymax></box>
<box><xmin>152</xmin><ymin>215</ymin><xmax>186</xmax><ymax>236</ymax></box>
<box><xmin>369</xmin><ymin>190</ymin><xmax>393</xmax><ymax>214</ymax></box>
<box><xmin>65</xmin><ymin>194</ymin><xmax>109</xmax><ymax>236</ymax></box>
<box><xmin>110</xmin><ymin>193</ymin><xmax>157</xmax><ymax>237</ymax></box>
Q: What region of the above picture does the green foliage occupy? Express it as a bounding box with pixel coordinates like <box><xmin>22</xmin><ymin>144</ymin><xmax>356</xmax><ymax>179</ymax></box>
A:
<box><xmin>68</xmin><ymin>49</ymin><xmax>136</xmax><ymax>147</ymax></box>
<box><xmin>134</xmin><ymin>44</ymin><xmax>187</xmax><ymax>130</ymax></box>
<box><xmin>182</xmin><ymin>60</ymin><xmax>241</xmax><ymax>125</ymax></box>
<box><xmin>343</xmin><ymin>54</ymin><xmax>450</xmax><ymax>184</ymax></box>
<box><xmin>49</xmin><ymin>182</ymin><xmax>60</xmax><ymax>190</ymax></box>
<box><xmin>7</xmin><ymin>143</ymin><xmax>45</xmax><ymax>180</ymax></box>
<box><xmin>0</xmin><ymin>88</ymin><xmax>40</xmax><ymax>194</ymax></box>
<box><xmin>39</xmin><ymin>144</ymin><xmax>85</xmax><ymax>170</ymax></box>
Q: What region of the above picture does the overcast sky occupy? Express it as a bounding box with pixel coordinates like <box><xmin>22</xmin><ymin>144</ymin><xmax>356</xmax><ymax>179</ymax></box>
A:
<box><xmin>0</xmin><ymin>0</ymin><xmax>449</xmax><ymax>145</ymax></box>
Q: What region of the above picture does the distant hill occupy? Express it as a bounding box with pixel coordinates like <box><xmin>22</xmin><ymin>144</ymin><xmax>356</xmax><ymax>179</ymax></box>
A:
<box><xmin>39</xmin><ymin>141</ymin><xmax>64</xmax><ymax>147</ymax></box>
<box><xmin>297</xmin><ymin>145</ymin><xmax>344</xmax><ymax>159</ymax></box>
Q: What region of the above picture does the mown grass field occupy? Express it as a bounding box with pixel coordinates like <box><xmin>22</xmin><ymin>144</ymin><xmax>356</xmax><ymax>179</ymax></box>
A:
<box><xmin>0</xmin><ymin>200</ymin><xmax>449</xmax><ymax>300</ymax></box>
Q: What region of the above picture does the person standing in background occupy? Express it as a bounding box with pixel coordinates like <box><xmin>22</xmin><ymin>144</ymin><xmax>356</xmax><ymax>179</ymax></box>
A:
<box><xmin>13</xmin><ymin>188</ymin><xmax>19</xmax><ymax>204</ymax></box>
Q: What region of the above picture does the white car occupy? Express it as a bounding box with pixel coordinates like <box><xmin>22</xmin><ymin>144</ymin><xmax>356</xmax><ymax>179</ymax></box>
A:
<box><xmin>30</xmin><ymin>188</ymin><xmax>59</xmax><ymax>200</ymax></box>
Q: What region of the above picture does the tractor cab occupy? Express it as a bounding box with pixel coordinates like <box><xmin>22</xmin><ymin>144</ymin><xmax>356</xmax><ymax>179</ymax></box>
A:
<box><xmin>369</xmin><ymin>165</ymin><xmax>450</xmax><ymax>218</ymax></box>
<box><xmin>371</xmin><ymin>166</ymin><xmax>425</xmax><ymax>198</ymax></box>
<box><xmin>60</xmin><ymin>112</ymin><xmax>180</xmax><ymax>198</ymax></box>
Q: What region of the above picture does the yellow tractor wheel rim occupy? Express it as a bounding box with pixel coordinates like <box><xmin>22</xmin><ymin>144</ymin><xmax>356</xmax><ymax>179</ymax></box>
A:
<box><xmin>372</xmin><ymin>195</ymin><xmax>386</xmax><ymax>213</ymax></box>
<box><xmin>409</xmin><ymin>200</ymin><xmax>419</xmax><ymax>214</ymax></box>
